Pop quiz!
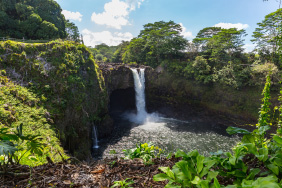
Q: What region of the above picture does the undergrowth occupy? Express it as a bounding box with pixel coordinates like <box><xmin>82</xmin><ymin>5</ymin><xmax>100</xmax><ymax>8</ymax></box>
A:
<box><xmin>0</xmin><ymin>72</ymin><xmax>67</xmax><ymax>167</ymax></box>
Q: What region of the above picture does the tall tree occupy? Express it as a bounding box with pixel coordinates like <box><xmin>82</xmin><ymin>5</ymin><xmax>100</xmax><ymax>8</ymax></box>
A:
<box><xmin>0</xmin><ymin>0</ymin><xmax>66</xmax><ymax>39</ymax></box>
<box><xmin>193</xmin><ymin>27</ymin><xmax>246</xmax><ymax>66</ymax></box>
<box><xmin>208</xmin><ymin>28</ymin><xmax>246</xmax><ymax>64</ymax></box>
<box><xmin>252</xmin><ymin>8</ymin><xmax>282</xmax><ymax>64</ymax></box>
<box><xmin>193</xmin><ymin>27</ymin><xmax>222</xmax><ymax>52</ymax></box>
<box><xmin>65</xmin><ymin>20</ymin><xmax>80</xmax><ymax>42</ymax></box>
<box><xmin>123</xmin><ymin>20</ymin><xmax>188</xmax><ymax>67</ymax></box>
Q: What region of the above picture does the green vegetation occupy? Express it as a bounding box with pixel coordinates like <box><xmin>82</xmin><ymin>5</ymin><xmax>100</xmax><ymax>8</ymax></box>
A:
<box><xmin>122</xmin><ymin>21</ymin><xmax>188</xmax><ymax>68</ymax></box>
<box><xmin>111</xmin><ymin>178</ymin><xmax>134</xmax><ymax>188</ymax></box>
<box><xmin>0</xmin><ymin>125</ymin><xmax>44</xmax><ymax>172</ymax></box>
<box><xmin>252</xmin><ymin>8</ymin><xmax>281</xmax><ymax>65</ymax></box>
<box><xmin>0</xmin><ymin>0</ymin><xmax>66</xmax><ymax>39</ymax></box>
<box><xmin>0</xmin><ymin>40</ymin><xmax>108</xmax><ymax>159</ymax></box>
<box><xmin>123</xmin><ymin>142</ymin><xmax>164</xmax><ymax>164</ymax></box>
<box><xmin>0</xmin><ymin>73</ymin><xmax>66</xmax><ymax>167</ymax></box>
<box><xmin>88</xmin><ymin>43</ymin><xmax>118</xmax><ymax>63</ymax></box>
<box><xmin>0</xmin><ymin>0</ymin><xmax>80</xmax><ymax>42</ymax></box>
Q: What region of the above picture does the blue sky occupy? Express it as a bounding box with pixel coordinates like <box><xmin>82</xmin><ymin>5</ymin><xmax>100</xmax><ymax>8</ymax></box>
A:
<box><xmin>56</xmin><ymin>0</ymin><xmax>280</xmax><ymax>51</ymax></box>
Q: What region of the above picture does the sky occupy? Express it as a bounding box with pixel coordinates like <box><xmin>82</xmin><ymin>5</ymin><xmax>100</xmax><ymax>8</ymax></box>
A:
<box><xmin>55</xmin><ymin>0</ymin><xmax>280</xmax><ymax>52</ymax></box>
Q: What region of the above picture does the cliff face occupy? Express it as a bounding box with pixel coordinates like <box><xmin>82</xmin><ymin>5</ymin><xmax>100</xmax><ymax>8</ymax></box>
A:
<box><xmin>99</xmin><ymin>63</ymin><xmax>134</xmax><ymax>94</ymax></box>
<box><xmin>145</xmin><ymin>68</ymin><xmax>263</xmax><ymax>124</ymax></box>
<box><xmin>0</xmin><ymin>40</ymin><xmax>108</xmax><ymax>159</ymax></box>
<box><xmin>100</xmin><ymin>64</ymin><xmax>263</xmax><ymax>125</ymax></box>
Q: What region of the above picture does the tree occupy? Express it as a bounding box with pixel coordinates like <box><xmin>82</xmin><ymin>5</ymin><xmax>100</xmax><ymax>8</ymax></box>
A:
<box><xmin>252</xmin><ymin>8</ymin><xmax>282</xmax><ymax>64</ymax></box>
<box><xmin>123</xmin><ymin>20</ymin><xmax>188</xmax><ymax>67</ymax></box>
<box><xmin>193</xmin><ymin>27</ymin><xmax>246</xmax><ymax>67</ymax></box>
<box><xmin>0</xmin><ymin>0</ymin><xmax>66</xmax><ymax>39</ymax></box>
<box><xmin>65</xmin><ymin>20</ymin><xmax>80</xmax><ymax>42</ymax></box>
<box><xmin>193</xmin><ymin>27</ymin><xmax>222</xmax><ymax>52</ymax></box>
<box><xmin>208</xmin><ymin>28</ymin><xmax>246</xmax><ymax>64</ymax></box>
<box><xmin>112</xmin><ymin>41</ymin><xmax>129</xmax><ymax>63</ymax></box>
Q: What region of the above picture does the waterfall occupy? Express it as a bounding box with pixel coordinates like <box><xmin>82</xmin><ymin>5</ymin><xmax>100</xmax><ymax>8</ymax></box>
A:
<box><xmin>92</xmin><ymin>125</ymin><xmax>99</xmax><ymax>149</ymax></box>
<box><xmin>130</xmin><ymin>68</ymin><xmax>148</xmax><ymax>123</ymax></box>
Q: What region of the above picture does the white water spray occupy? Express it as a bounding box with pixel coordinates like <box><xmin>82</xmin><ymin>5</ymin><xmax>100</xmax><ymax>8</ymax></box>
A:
<box><xmin>130</xmin><ymin>68</ymin><xmax>148</xmax><ymax>123</ymax></box>
<box><xmin>92</xmin><ymin>125</ymin><xmax>99</xmax><ymax>149</ymax></box>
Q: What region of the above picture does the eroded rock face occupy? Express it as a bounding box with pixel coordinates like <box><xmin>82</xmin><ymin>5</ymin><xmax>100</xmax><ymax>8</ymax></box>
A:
<box><xmin>100</xmin><ymin>63</ymin><xmax>134</xmax><ymax>94</ymax></box>
<box><xmin>145</xmin><ymin>68</ymin><xmax>260</xmax><ymax>125</ymax></box>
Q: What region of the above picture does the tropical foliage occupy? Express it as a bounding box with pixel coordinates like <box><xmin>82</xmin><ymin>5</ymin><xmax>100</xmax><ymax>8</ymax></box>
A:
<box><xmin>151</xmin><ymin>73</ymin><xmax>282</xmax><ymax>187</ymax></box>
<box><xmin>0</xmin><ymin>0</ymin><xmax>67</xmax><ymax>39</ymax></box>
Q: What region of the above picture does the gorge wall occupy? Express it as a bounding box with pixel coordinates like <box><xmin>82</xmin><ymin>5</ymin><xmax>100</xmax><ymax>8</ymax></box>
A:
<box><xmin>101</xmin><ymin>64</ymin><xmax>271</xmax><ymax>127</ymax></box>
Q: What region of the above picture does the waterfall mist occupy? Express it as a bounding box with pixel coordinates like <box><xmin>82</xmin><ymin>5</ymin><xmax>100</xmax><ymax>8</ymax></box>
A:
<box><xmin>125</xmin><ymin>68</ymin><xmax>160</xmax><ymax>125</ymax></box>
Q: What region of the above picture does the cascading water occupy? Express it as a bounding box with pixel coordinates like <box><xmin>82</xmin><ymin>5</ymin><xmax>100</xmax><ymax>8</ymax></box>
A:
<box><xmin>92</xmin><ymin>125</ymin><xmax>99</xmax><ymax>149</ymax></box>
<box><xmin>129</xmin><ymin>68</ymin><xmax>148</xmax><ymax>124</ymax></box>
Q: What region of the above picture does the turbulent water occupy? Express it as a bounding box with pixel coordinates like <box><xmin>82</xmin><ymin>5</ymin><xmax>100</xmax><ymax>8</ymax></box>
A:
<box><xmin>92</xmin><ymin>68</ymin><xmax>240</xmax><ymax>159</ymax></box>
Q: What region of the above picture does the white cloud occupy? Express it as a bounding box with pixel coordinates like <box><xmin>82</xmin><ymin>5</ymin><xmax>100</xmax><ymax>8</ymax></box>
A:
<box><xmin>62</xmin><ymin>10</ymin><xmax>83</xmax><ymax>22</ymax></box>
<box><xmin>82</xmin><ymin>29</ymin><xmax>133</xmax><ymax>46</ymax></box>
<box><xmin>126</xmin><ymin>0</ymin><xmax>144</xmax><ymax>10</ymax></box>
<box><xmin>179</xmin><ymin>23</ymin><xmax>194</xmax><ymax>39</ymax></box>
<box><xmin>91</xmin><ymin>0</ymin><xmax>144</xmax><ymax>29</ymax></box>
<box><xmin>244</xmin><ymin>43</ymin><xmax>256</xmax><ymax>52</ymax></box>
<box><xmin>213</xmin><ymin>23</ymin><xmax>249</xmax><ymax>30</ymax></box>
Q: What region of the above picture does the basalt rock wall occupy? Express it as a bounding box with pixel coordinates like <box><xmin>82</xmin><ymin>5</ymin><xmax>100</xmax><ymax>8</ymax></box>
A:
<box><xmin>144</xmin><ymin>68</ymin><xmax>272</xmax><ymax>125</ymax></box>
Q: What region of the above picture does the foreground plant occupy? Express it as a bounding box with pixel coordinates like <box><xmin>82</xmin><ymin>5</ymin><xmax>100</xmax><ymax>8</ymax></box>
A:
<box><xmin>154</xmin><ymin>150</ymin><xmax>220</xmax><ymax>188</ymax></box>
<box><xmin>111</xmin><ymin>178</ymin><xmax>134</xmax><ymax>188</ymax></box>
<box><xmin>0</xmin><ymin>124</ymin><xmax>43</xmax><ymax>172</ymax></box>
<box><xmin>123</xmin><ymin>142</ymin><xmax>163</xmax><ymax>164</ymax></box>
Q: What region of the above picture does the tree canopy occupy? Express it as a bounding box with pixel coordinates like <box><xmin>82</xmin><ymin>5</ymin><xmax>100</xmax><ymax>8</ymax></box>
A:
<box><xmin>252</xmin><ymin>8</ymin><xmax>282</xmax><ymax>64</ymax></box>
<box><xmin>0</xmin><ymin>0</ymin><xmax>66</xmax><ymax>39</ymax></box>
<box><xmin>123</xmin><ymin>21</ymin><xmax>188</xmax><ymax>67</ymax></box>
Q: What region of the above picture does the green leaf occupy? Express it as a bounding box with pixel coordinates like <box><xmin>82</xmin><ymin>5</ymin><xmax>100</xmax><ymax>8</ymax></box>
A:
<box><xmin>226</xmin><ymin>127</ymin><xmax>250</xmax><ymax>135</ymax></box>
<box><xmin>187</xmin><ymin>150</ymin><xmax>199</xmax><ymax>158</ymax></box>
<box><xmin>258</xmin><ymin>126</ymin><xmax>270</xmax><ymax>135</ymax></box>
<box><xmin>228</xmin><ymin>170</ymin><xmax>246</xmax><ymax>178</ymax></box>
<box><xmin>213</xmin><ymin>178</ymin><xmax>221</xmax><ymax>188</ymax></box>
<box><xmin>204</xmin><ymin>159</ymin><xmax>216</xmax><ymax>169</ymax></box>
<box><xmin>175</xmin><ymin>160</ymin><xmax>192</xmax><ymax>180</ymax></box>
<box><xmin>175</xmin><ymin>150</ymin><xmax>188</xmax><ymax>159</ymax></box>
<box><xmin>273</xmin><ymin>135</ymin><xmax>282</xmax><ymax>145</ymax></box>
<box><xmin>159</xmin><ymin>167</ymin><xmax>175</xmax><ymax>179</ymax></box>
<box><xmin>246</xmin><ymin>168</ymin><xmax>261</xmax><ymax>180</ymax></box>
<box><xmin>252</xmin><ymin>175</ymin><xmax>280</xmax><ymax>188</ymax></box>
<box><xmin>207</xmin><ymin>171</ymin><xmax>218</xmax><ymax>181</ymax></box>
<box><xmin>242</xmin><ymin>134</ymin><xmax>255</xmax><ymax>144</ymax></box>
<box><xmin>197</xmin><ymin>155</ymin><xmax>205</xmax><ymax>173</ymax></box>
<box><xmin>200</xmin><ymin>167</ymin><xmax>209</xmax><ymax>178</ymax></box>
<box><xmin>164</xmin><ymin>184</ymin><xmax>181</xmax><ymax>188</ymax></box>
<box><xmin>191</xmin><ymin>176</ymin><xmax>201</xmax><ymax>185</ymax></box>
<box><xmin>256</xmin><ymin>147</ymin><xmax>268</xmax><ymax>162</ymax></box>
<box><xmin>199</xmin><ymin>180</ymin><xmax>209</xmax><ymax>188</ymax></box>
<box><xmin>243</xmin><ymin>143</ymin><xmax>258</xmax><ymax>155</ymax></box>
<box><xmin>267</xmin><ymin>164</ymin><xmax>279</xmax><ymax>176</ymax></box>
<box><xmin>0</xmin><ymin>140</ymin><xmax>18</xmax><ymax>156</ymax></box>
<box><xmin>153</xmin><ymin>173</ymin><xmax>171</xmax><ymax>182</ymax></box>
<box><xmin>229</xmin><ymin>156</ymin><xmax>236</xmax><ymax>166</ymax></box>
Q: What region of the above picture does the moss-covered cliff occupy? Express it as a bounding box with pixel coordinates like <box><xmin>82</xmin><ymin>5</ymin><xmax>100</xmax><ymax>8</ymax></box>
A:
<box><xmin>0</xmin><ymin>40</ymin><xmax>109</xmax><ymax>159</ymax></box>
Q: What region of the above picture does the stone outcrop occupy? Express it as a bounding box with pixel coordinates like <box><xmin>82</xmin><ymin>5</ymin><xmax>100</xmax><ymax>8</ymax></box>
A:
<box><xmin>99</xmin><ymin>63</ymin><xmax>135</xmax><ymax>94</ymax></box>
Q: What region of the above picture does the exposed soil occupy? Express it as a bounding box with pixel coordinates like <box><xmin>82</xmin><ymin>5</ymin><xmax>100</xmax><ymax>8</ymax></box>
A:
<box><xmin>1</xmin><ymin>157</ymin><xmax>179</xmax><ymax>188</ymax></box>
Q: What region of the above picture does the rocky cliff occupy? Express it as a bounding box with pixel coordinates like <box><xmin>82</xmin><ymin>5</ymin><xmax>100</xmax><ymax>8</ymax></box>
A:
<box><xmin>0</xmin><ymin>40</ymin><xmax>108</xmax><ymax>159</ymax></box>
